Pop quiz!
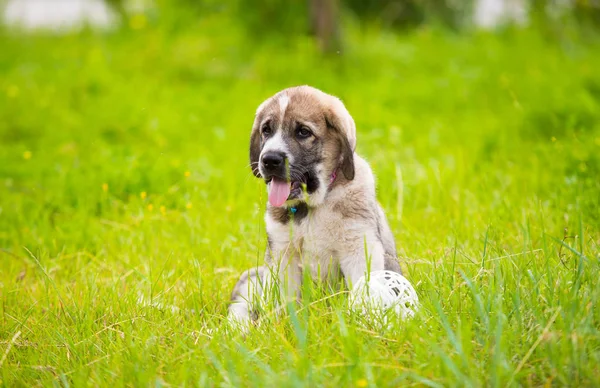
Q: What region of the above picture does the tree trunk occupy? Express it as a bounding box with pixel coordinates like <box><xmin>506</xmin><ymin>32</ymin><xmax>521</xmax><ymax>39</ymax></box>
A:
<box><xmin>310</xmin><ymin>0</ymin><xmax>342</xmax><ymax>54</ymax></box>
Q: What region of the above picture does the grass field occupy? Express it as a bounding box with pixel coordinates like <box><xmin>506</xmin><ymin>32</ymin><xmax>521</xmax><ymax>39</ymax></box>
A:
<box><xmin>1</xmin><ymin>7</ymin><xmax>600</xmax><ymax>387</ymax></box>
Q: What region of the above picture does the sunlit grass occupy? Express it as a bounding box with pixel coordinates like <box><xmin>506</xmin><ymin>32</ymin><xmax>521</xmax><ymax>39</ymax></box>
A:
<box><xmin>0</xmin><ymin>11</ymin><xmax>599</xmax><ymax>386</ymax></box>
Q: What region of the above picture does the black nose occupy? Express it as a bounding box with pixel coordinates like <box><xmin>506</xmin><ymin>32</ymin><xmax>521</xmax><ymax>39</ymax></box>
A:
<box><xmin>261</xmin><ymin>152</ymin><xmax>286</xmax><ymax>171</ymax></box>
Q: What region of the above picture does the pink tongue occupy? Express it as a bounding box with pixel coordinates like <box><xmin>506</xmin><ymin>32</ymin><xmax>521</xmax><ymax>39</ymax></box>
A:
<box><xmin>268</xmin><ymin>178</ymin><xmax>291</xmax><ymax>207</ymax></box>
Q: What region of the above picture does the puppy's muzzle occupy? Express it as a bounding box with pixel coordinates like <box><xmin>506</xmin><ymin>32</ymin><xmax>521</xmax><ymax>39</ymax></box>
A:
<box><xmin>261</xmin><ymin>151</ymin><xmax>288</xmax><ymax>178</ymax></box>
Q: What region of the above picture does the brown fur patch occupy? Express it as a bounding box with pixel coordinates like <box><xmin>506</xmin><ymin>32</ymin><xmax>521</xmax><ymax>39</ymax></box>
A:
<box><xmin>268</xmin><ymin>206</ymin><xmax>290</xmax><ymax>225</ymax></box>
<box><xmin>267</xmin><ymin>203</ymin><xmax>309</xmax><ymax>225</ymax></box>
<box><xmin>332</xmin><ymin>188</ymin><xmax>375</xmax><ymax>220</ymax></box>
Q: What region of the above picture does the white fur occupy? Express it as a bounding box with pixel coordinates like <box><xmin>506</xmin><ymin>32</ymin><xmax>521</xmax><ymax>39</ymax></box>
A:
<box><xmin>278</xmin><ymin>94</ymin><xmax>289</xmax><ymax>123</ymax></box>
<box><xmin>259</xmin><ymin>132</ymin><xmax>293</xmax><ymax>167</ymax></box>
<box><xmin>267</xmin><ymin>155</ymin><xmax>383</xmax><ymax>290</ymax></box>
<box><xmin>231</xmin><ymin>157</ymin><xmax>387</xmax><ymax>322</ymax></box>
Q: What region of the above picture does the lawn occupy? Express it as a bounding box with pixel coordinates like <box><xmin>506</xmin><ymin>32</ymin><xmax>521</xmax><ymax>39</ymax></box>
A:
<box><xmin>1</xmin><ymin>6</ymin><xmax>599</xmax><ymax>387</ymax></box>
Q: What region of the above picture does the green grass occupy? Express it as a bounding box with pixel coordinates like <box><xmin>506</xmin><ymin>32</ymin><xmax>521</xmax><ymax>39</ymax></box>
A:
<box><xmin>1</xmin><ymin>9</ymin><xmax>600</xmax><ymax>387</ymax></box>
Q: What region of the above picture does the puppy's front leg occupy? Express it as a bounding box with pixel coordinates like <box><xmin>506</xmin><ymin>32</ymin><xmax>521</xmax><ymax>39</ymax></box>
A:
<box><xmin>268</xmin><ymin>245</ymin><xmax>302</xmax><ymax>307</ymax></box>
<box><xmin>339</xmin><ymin>231</ymin><xmax>385</xmax><ymax>287</ymax></box>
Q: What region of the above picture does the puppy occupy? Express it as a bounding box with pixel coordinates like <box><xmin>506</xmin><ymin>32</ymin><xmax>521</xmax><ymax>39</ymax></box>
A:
<box><xmin>228</xmin><ymin>86</ymin><xmax>401</xmax><ymax>326</ymax></box>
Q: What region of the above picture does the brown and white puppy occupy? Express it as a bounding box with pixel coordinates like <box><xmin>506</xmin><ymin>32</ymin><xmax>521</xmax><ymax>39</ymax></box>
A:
<box><xmin>228</xmin><ymin>86</ymin><xmax>401</xmax><ymax>326</ymax></box>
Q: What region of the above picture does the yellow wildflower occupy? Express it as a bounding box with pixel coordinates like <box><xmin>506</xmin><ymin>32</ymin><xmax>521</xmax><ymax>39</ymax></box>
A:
<box><xmin>356</xmin><ymin>379</ymin><xmax>368</xmax><ymax>388</ymax></box>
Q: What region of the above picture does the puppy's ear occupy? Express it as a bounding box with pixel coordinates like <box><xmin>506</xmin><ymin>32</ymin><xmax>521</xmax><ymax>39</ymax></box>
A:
<box><xmin>325</xmin><ymin>98</ymin><xmax>356</xmax><ymax>181</ymax></box>
<box><xmin>339</xmin><ymin>133</ymin><xmax>355</xmax><ymax>180</ymax></box>
<box><xmin>250</xmin><ymin>98</ymin><xmax>273</xmax><ymax>178</ymax></box>
<box><xmin>249</xmin><ymin>122</ymin><xmax>262</xmax><ymax>178</ymax></box>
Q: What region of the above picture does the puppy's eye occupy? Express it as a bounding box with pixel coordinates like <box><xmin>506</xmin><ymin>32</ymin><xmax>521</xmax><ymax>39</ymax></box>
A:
<box><xmin>296</xmin><ymin>125</ymin><xmax>312</xmax><ymax>139</ymax></box>
<box><xmin>261</xmin><ymin>122</ymin><xmax>272</xmax><ymax>136</ymax></box>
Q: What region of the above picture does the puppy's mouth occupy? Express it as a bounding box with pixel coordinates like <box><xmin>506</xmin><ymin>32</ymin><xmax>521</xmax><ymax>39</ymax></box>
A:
<box><xmin>266</xmin><ymin>177</ymin><xmax>304</xmax><ymax>207</ymax></box>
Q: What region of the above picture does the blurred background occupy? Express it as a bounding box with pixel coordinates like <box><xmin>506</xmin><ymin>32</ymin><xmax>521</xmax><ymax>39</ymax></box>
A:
<box><xmin>1</xmin><ymin>0</ymin><xmax>599</xmax><ymax>254</ymax></box>
<box><xmin>1</xmin><ymin>0</ymin><xmax>599</xmax><ymax>236</ymax></box>
<box><xmin>2</xmin><ymin>1</ymin><xmax>600</xmax><ymax>42</ymax></box>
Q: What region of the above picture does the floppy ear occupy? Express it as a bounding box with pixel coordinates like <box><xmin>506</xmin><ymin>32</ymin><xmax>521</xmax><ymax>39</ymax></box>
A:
<box><xmin>339</xmin><ymin>133</ymin><xmax>355</xmax><ymax>180</ymax></box>
<box><xmin>325</xmin><ymin>99</ymin><xmax>356</xmax><ymax>181</ymax></box>
<box><xmin>249</xmin><ymin>124</ymin><xmax>261</xmax><ymax>178</ymax></box>
<box><xmin>250</xmin><ymin>98</ymin><xmax>273</xmax><ymax>178</ymax></box>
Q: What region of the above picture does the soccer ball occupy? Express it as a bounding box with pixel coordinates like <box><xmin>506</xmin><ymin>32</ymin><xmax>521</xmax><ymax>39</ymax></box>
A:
<box><xmin>349</xmin><ymin>270</ymin><xmax>419</xmax><ymax>325</ymax></box>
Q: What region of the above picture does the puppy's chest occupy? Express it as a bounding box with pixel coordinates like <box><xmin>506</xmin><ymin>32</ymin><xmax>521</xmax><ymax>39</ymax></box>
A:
<box><xmin>267</xmin><ymin>207</ymin><xmax>343</xmax><ymax>263</ymax></box>
<box><xmin>293</xmin><ymin>214</ymin><xmax>338</xmax><ymax>254</ymax></box>
<box><xmin>295</xmin><ymin>212</ymin><xmax>343</xmax><ymax>280</ymax></box>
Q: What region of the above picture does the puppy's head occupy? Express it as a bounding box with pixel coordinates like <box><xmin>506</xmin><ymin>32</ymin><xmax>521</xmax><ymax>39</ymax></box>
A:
<box><xmin>250</xmin><ymin>86</ymin><xmax>356</xmax><ymax>208</ymax></box>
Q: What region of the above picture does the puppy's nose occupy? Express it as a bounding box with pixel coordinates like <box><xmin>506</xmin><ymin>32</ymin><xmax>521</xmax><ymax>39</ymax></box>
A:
<box><xmin>261</xmin><ymin>152</ymin><xmax>286</xmax><ymax>171</ymax></box>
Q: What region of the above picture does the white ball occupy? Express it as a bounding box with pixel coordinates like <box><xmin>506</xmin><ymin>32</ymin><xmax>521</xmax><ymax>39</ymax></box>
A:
<box><xmin>349</xmin><ymin>271</ymin><xmax>419</xmax><ymax>322</ymax></box>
